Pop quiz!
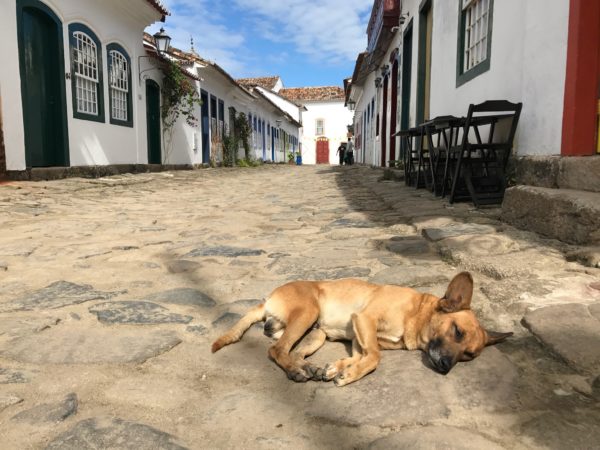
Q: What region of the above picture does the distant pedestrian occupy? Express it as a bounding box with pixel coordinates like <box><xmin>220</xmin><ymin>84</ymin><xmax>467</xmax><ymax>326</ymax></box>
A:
<box><xmin>337</xmin><ymin>143</ymin><xmax>346</xmax><ymax>166</ymax></box>
<box><xmin>345</xmin><ymin>138</ymin><xmax>355</xmax><ymax>165</ymax></box>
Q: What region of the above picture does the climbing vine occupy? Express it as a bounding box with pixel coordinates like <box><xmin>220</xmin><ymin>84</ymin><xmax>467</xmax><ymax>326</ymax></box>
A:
<box><xmin>234</xmin><ymin>112</ymin><xmax>253</xmax><ymax>162</ymax></box>
<box><xmin>161</xmin><ymin>60</ymin><xmax>202</xmax><ymax>163</ymax></box>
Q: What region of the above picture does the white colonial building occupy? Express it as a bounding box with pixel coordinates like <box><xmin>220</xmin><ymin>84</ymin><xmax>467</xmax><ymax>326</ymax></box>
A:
<box><xmin>0</xmin><ymin>0</ymin><xmax>168</xmax><ymax>175</ymax></box>
<box><xmin>346</xmin><ymin>0</ymin><xmax>600</xmax><ymax>167</ymax></box>
<box><xmin>0</xmin><ymin>0</ymin><xmax>302</xmax><ymax>177</ymax></box>
<box><xmin>279</xmin><ymin>87</ymin><xmax>353</xmax><ymax>165</ymax></box>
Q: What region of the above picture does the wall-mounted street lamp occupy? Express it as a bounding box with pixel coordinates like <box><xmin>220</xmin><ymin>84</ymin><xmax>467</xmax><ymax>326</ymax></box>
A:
<box><xmin>153</xmin><ymin>28</ymin><xmax>172</xmax><ymax>54</ymax></box>
<box><xmin>139</xmin><ymin>27</ymin><xmax>172</xmax><ymax>84</ymax></box>
<box><xmin>374</xmin><ymin>77</ymin><xmax>382</xmax><ymax>88</ymax></box>
<box><xmin>347</xmin><ymin>100</ymin><xmax>356</xmax><ymax>111</ymax></box>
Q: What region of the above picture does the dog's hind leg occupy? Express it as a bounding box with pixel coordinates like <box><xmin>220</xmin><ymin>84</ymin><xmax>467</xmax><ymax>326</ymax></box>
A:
<box><xmin>211</xmin><ymin>304</ymin><xmax>266</xmax><ymax>353</ymax></box>
<box><xmin>290</xmin><ymin>327</ymin><xmax>326</xmax><ymax>380</ymax></box>
<box><xmin>268</xmin><ymin>306</ymin><xmax>319</xmax><ymax>382</ymax></box>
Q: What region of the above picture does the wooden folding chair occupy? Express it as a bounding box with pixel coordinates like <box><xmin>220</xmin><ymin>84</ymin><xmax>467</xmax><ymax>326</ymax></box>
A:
<box><xmin>448</xmin><ymin>100</ymin><xmax>522</xmax><ymax>207</ymax></box>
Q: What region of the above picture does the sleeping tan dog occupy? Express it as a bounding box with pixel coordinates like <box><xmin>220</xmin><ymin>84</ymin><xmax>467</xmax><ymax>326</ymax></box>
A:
<box><xmin>212</xmin><ymin>272</ymin><xmax>512</xmax><ymax>386</ymax></box>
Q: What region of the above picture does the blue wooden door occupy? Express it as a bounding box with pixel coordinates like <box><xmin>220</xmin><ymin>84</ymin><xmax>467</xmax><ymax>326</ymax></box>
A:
<box><xmin>201</xmin><ymin>90</ymin><xmax>209</xmax><ymax>163</ymax></box>
<box><xmin>17</xmin><ymin>0</ymin><xmax>69</xmax><ymax>167</ymax></box>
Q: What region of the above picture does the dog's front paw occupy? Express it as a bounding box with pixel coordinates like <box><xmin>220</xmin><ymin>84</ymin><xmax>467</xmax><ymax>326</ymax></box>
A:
<box><xmin>321</xmin><ymin>363</ymin><xmax>339</xmax><ymax>382</ymax></box>
<box><xmin>303</xmin><ymin>364</ymin><xmax>325</xmax><ymax>381</ymax></box>
<box><xmin>333</xmin><ymin>366</ymin><xmax>355</xmax><ymax>387</ymax></box>
<box><xmin>286</xmin><ymin>367</ymin><xmax>309</xmax><ymax>383</ymax></box>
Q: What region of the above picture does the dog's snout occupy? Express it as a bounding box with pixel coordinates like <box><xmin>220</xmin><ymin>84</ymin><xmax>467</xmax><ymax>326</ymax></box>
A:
<box><xmin>437</xmin><ymin>356</ymin><xmax>452</xmax><ymax>374</ymax></box>
<box><xmin>427</xmin><ymin>339</ymin><xmax>454</xmax><ymax>375</ymax></box>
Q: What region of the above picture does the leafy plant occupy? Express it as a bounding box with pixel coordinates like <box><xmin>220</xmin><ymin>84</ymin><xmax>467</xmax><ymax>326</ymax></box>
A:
<box><xmin>234</xmin><ymin>113</ymin><xmax>252</xmax><ymax>161</ymax></box>
<box><xmin>161</xmin><ymin>60</ymin><xmax>202</xmax><ymax>163</ymax></box>
<box><xmin>222</xmin><ymin>125</ymin><xmax>239</xmax><ymax>167</ymax></box>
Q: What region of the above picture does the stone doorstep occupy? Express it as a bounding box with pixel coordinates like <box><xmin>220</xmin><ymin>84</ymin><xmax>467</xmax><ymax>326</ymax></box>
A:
<box><xmin>512</xmin><ymin>155</ymin><xmax>600</xmax><ymax>193</ymax></box>
<box><xmin>501</xmin><ymin>186</ymin><xmax>600</xmax><ymax>246</ymax></box>
<box><xmin>522</xmin><ymin>303</ymin><xmax>600</xmax><ymax>376</ymax></box>
<box><xmin>6</xmin><ymin>164</ymin><xmax>199</xmax><ymax>181</ymax></box>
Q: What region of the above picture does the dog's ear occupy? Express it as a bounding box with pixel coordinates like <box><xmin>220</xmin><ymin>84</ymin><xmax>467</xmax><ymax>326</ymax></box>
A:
<box><xmin>485</xmin><ymin>330</ymin><xmax>513</xmax><ymax>346</ymax></box>
<box><xmin>438</xmin><ymin>272</ymin><xmax>473</xmax><ymax>313</ymax></box>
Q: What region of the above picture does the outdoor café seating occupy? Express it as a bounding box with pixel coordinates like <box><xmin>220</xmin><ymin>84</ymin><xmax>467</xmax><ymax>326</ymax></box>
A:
<box><xmin>396</xmin><ymin>100</ymin><xmax>523</xmax><ymax>208</ymax></box>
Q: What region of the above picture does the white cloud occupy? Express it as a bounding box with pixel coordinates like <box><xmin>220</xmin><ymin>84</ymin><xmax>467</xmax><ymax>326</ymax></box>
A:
<box><xmin>235</xmin><ymin>0</ymin><xmax>372</xmax><ymax>63</ymax></box>
<box><xmin>146</xmin><ymin>0</ymin><xmax>372</xmax><ymax>76</ymax></box>
<box><xmin>146</xmin><ymin>0</ymin><xmax>248</xmax><ymax>74</ymax></box>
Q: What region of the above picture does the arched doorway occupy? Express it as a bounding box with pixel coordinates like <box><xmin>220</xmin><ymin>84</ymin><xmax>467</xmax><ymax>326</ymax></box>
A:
<box><xmin>17</xmin><ymin>0</ymin><xmax>69</xmax><ymax>167</ymax></box>
<box><xmin>146</xmin><ymin>80</ymin><xmax>161</xmax><ymax>164</ymax></box>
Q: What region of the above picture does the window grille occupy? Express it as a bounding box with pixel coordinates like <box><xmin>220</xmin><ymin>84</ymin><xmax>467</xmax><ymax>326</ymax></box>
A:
<box><xmin>463</xmin><ymin>0</ymin><xmax>490</xmax><ymax>72</ymax></box>
<box><xmin>316</xmin><ymin>119</ymin><xmax>325</xmax><ymax>136</ymax></box>
<box><xmin>73</xmin><ymin>31</ymin><xmax>99</xmax><ymax>115</ymax></box>
<box><xmin>109</xmin><ymin>50</ymin><xmax>129</xmax><ymax>121</ymax></box>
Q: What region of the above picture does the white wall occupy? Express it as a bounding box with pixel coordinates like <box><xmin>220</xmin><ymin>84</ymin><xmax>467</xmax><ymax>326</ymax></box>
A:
<box><xmin>301</xmin><ymin>100</ymin><xmax>353</xmax><ymax>165</ymax></box>
<box><xmin>1</xmin><ymin>0</ymin><xmax>163</xmax><ymax>170</ymax></box>
<box><xmin>348</xmin><ymin>0</ymin><xmax>570</xmax><ymax>162</ymax></box>
<box><xmin>421</xmin><ymin>0</ymin><xmax>568</xmax><ymax>156</ymax></box>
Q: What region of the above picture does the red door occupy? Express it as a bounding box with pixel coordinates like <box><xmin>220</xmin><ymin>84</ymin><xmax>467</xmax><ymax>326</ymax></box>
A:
<box><xmin>316</xmin><ymin>138</ymin><xmax>330</xmax><ymax>164</ymax></box>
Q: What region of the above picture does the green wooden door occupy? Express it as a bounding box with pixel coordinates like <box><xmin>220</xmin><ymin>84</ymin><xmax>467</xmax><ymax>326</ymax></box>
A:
<box><xmin>146</xmin><ymin>80</ymin><xmax>161</xmax><ymax>164</ymax></box>
<box><xmin>17</xmin><ymin>0</ymin><xmax>69</xmax><ymax>167</ymax></box>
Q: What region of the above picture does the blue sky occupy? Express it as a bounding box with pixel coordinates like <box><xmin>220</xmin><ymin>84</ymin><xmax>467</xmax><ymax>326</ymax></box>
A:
<box><xmin>146</xmin><ymin>0</ymin><xmax>373</xmax><ymax>88</ymax></box>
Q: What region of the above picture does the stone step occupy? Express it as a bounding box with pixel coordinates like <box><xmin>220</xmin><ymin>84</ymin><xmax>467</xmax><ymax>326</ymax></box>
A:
<box><xmin>501</xmin><ymin>185</ymin><xmax>600</xmax><ymax>246</ymax></box>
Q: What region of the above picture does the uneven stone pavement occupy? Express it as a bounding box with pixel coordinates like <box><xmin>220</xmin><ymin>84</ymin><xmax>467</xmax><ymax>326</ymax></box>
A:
<box><xmin>0</xmin><ymin>165</ymin><xmax>599</xmax><ymax>449</ymax></box>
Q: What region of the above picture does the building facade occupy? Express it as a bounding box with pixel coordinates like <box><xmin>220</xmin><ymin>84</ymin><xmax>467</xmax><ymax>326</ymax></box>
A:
<box><xmin>279</xmin><ymin>87</ymin><xmax>353</xmax><ymax>165</ymax></box>
<box><xmin>346</xmin><ymin>0</ymin><xmax>600</xmax><ymax>167</ymax></box>
<box><xmin>1</xmin><ymin>0</ymin><xmax>168</xmax><ymax>173</ymax></box>
<box><xmin>0</xmin><ymin>0</ymin><xmax>302</xmax><ymax>177</ymax></box>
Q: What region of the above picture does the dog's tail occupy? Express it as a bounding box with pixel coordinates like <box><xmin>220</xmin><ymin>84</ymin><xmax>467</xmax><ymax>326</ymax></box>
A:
<box><xmin>211</xmin><ymin>303</ymin><xmax>266</xmax><ymax>353</ymax></box>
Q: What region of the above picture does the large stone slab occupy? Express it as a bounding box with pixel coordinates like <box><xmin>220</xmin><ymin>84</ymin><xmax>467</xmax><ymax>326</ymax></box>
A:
<box><xmin>0</xmin><ymin>395</ymin><xmax>22</xmax><ymax>412</ymax></box>
<box><xmin>0</xmin><ymin>367</ymin><xmax>33</xmax><ymax>384</ymax></box>
<box><xmin>12</xmin><ymin>393</ymin><xmax>77</xmax><ymax>424</ymax></box>
<box><xmin>369</xmin><ymin>265</ymin><xmax>451</xmax><ymax>287</ymax></box>
<box><xmin>145</xmin><ymin>288</ymin><xmax>216</xmax><ymax>308</ymax></box>
<box><xmin>367</xmin><ymin>426</ymin><xmax>505</xmax><ymax>450</ymax></box>
<box><xmin>183</xmin><ymin>246</ymin><xmax>265</xmax><ymax>258</ymax></box>
<box><xmin>522</xmin><ymin>303</ymin><xmax>600</xmax><ymax>375</ymax></box>
<box><xmin>0</xmin><ymin>281</ymin><xmax>120</xmax><ymax>312</ymax></box>
<box><xmin>89</xmin><ymin>301</ymin><xmax>193</xmax><ymax>325</ymax></box>
<box><xmin>45</xmin><ymin>417</ymin><xmax>188</xmax><ymax>450</ymax></box>
<box><xmin>2</xmin><ymin>328</ymin><xmax>181</xmax><ymax>364</ymax></box>
<box><xmin>422</xmin><ymin>224</ymin><xmax>497</xmax><ymax>242</ymax></box>
<box><xmin>384</xmin><ymin>237</ymin><xmax>432</xmax><ymax>255</ymax></box>
<box><xmin>0</xmin><ymin>315</ymin><xmax>60</xmax><ymax>338</ymax></box>
<box><xmin>306</xmin><ymin>347</ymin><xmax>518</xmax><ymax>427</ymax></box>
<box><xmin>502</xmin><ymin>186</ymin><xmax>600</xmax><ymax>245</ymax></box>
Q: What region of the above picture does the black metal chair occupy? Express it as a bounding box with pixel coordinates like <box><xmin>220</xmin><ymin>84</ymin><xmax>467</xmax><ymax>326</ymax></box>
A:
<box><xmin>400</xmin><ymin>127</ymin><xmax>423</xmax><ymax>187</ymax></box>
<box><xmin>448</xmin><ymin>100</ymin><xmax>522</xmax><ymax>207</ymax></box>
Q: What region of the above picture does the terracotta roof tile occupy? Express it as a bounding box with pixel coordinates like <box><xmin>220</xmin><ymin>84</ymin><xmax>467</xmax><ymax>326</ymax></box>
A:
<box><xmin>145</xmin><ymin>0</ymin><xmax>170</xmax><ymax>18</ymax></box>
<box><xmin>278</xmin><ymin>86</ymin><xmax>345</xmax><ymax>102</ymax></box>
<box><xmin>237</xmin><ymin>76</ymin><xmax>281</xmax><ymax>90</ymax></box>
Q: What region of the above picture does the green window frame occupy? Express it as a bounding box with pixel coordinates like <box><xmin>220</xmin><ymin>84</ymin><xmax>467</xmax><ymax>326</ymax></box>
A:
<box><xmin>68</xmin><ymin>23</ymin><xmax>105</xmax><ymax>122</ymax></box>
<box><xmin>456</xmin><ymin>0</ymin><xmax>494</xmax><ymax>87</ymax></box>
<box><xmin>107</xmin><ymin>43</ymin><xmax>133</xmax><ymax>128</ymax></box>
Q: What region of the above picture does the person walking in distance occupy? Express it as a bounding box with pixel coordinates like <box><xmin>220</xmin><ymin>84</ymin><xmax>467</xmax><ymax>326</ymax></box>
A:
<box><xmin>345</xmin><ymin>135</ymin><xmax>355</xmax><ymax>166</ymax></box>
<box><xmin>336</xmin><ymin>143</ymin><xmax>346</xmax><ymax>166</ymax></box>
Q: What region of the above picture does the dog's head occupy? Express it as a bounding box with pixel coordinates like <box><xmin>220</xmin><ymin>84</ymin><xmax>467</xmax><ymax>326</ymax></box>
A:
<box><xmin>426</xmin><ymin>272</ymin><xmax>512</xmax><ymax>375</ymax></box>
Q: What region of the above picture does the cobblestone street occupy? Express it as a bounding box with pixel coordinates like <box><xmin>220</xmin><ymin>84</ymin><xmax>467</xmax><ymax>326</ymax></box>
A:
<box><xmin>0</xmin><ymin>165</ymin><xmax>599</xmax><ymax>449</ymax></box>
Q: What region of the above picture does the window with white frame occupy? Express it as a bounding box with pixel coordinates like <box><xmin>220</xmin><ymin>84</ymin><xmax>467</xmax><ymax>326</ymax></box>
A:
<box><xmin>109</xmin><ymin>50</ymin><xmax>128</xmax><ymax>121</ymax></box>
<box><xmin>315</xmin><ymin>119</ymin><xmax>325</xmax><ymax>136</ymax></box>
<box><xmin>73</xmin><ymin>32</ymin><xmax>99</xmax><ymax>114</ymax></box>
<box><xmin>462</xmin><ymin>0</ymin><xmax>491</xmax><ymax>72</ymax></box>
<box><xmin>69</xmin><ymin>24</ymin><xmax>104</xmax><ymax>121</ymax></box>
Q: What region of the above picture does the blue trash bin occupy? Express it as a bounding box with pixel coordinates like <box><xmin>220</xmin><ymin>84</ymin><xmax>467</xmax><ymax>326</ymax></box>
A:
<box><xmin>296</xmin><ymin>155</ymin><xmax>302</xmax><ymax>165</ymax></box>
